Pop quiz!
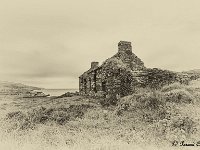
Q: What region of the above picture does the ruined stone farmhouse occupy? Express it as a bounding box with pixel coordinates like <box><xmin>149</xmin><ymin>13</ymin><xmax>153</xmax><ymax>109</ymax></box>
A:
<box><xmin>79</xmin><ymin>41</ymin><xmax>179</xmax><ymax>98</ymax></box>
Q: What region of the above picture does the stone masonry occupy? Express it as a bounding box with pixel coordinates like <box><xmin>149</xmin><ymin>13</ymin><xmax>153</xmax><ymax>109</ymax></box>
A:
<box><xmin>79</xmin><ymin>41</ymin><xmax>192</xmax><ymax>99</ymax></box>
<box><xmin>79</xmin><ymin>41</ymin><xmax>146</xmax><ymax>98</ymax></box>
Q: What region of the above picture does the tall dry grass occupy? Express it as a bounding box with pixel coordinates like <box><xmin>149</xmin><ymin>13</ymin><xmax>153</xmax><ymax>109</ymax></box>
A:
<box><xmin>1</xmin><ymin>80</ymin><xmax>200</xmax><ymax>149</ymax></box>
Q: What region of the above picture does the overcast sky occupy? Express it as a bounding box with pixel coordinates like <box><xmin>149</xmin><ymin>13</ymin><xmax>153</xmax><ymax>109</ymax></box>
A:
<box><xmin>0</xmin><ymin>0</ymin><xmax>200</xmax><ymax>89</ymax></box>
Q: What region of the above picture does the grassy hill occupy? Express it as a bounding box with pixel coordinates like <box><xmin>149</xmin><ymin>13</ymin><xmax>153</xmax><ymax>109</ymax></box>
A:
<box><xmin>0</xmin><ymin>79</ymin><xmax>200</xmax><ymax>150</ymax></box>
<box><xmin>0</xmin><ymin>81</ymin><xmax>42</xmax><ymax>96</ymax></box>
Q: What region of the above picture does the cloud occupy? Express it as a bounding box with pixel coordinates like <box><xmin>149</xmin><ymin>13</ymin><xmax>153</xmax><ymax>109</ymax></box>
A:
<box><xmin>0</xmin><ymin>0</ymin><xmax>200</xmax><ymax>88</ymax></box>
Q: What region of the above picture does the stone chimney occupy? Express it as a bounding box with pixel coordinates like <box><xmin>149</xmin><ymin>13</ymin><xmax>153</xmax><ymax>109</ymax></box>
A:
<box><xmin>118</xmin><ymin>41</ymin><xmax>132</xmax><ymax>54</ymax></box>
<box><xmin>91</xmin><ymin>62</ymin><xmax>99</xmax><ymax>69</ymax></box>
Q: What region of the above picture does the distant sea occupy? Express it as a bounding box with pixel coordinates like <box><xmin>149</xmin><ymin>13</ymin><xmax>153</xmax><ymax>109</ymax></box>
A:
<box><xmin>39</xmin><ymin>89</ymin><xmax>79</xmax><ymax>96</ymax></box>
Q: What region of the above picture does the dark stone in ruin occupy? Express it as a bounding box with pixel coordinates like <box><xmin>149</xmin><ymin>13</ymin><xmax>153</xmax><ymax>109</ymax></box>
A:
<box><xmin>79</xmin><ymin>41</ymin><xmax>180</xmax><ymax>99</ymax></box>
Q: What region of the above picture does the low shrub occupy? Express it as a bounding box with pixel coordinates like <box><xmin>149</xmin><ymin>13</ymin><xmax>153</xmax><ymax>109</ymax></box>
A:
<box><xmin>161</xmin><ymin>82</ymin><xmax>184</xmax><ymax>92</ymax></box>
<box><xmin>164</xmin><ymin>89</ymin><xmax>195</xmax><ymax>103</ymax></box>
<box><xmin>118</xmin><ymin>91</ymin><xmax>165</xmax><ymax>111</ymax></box>
<box><xmin>100</xmin><ymin>96</ymin><xmax>118</xmax><ymax>107</ymax></box>
<box><xmin>171</xmin><ymin>116</ymin><xmax>197</xmax><ymax>134</ymax></box>
<box><xmin>151</xmin><ymin>115</ymin><xmax>198</xmax><ymax>142</ymax></box>
<box><xmin>6</xmin><ymin>104</ymin><xmax>94</xmax><ymax>130</ymax></box>
<box><xmin>6</xmin><ymin>111</ymin><xmax>26</xmax><ymax>120</ymax></box>
<box><xmin>116</xmin><ymin>91</ymin><xmax>167</xmax><ymax>122</ymax></box>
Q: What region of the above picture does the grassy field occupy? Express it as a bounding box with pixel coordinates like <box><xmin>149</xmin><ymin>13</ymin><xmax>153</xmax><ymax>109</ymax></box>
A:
<box><xmin>0</xmin><ymin>80</ymin><xmax>200</xmax><ymax>150</ymax></box>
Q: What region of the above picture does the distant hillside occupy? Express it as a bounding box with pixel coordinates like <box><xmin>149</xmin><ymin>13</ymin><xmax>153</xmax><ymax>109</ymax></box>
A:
<box><xmin>183</xmin><ymin>69</ymin><xmax>200</xmax><ymax>74</ymax></box>
<box><xmin>0</xmin><ymin>81</ymin><xmax>42</xmax><ymax>95</ymax></box>
<box><xmin>182</xmin><ymin>69</ymin><xmax>200</xmax><ymax>80</ymax></box>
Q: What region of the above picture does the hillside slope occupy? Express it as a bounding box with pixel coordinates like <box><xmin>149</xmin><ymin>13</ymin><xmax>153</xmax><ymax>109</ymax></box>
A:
<box><xmin>0</xmin><ymin>81</ymin><xmax>42</xmax><ymax>96</ymax></box>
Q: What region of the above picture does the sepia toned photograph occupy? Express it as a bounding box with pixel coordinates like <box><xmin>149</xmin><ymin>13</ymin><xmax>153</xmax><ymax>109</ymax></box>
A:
<box><xmin>0</xmin><ymin>0</ymin><xmax>200</xmax><ymax>149</ymax></box>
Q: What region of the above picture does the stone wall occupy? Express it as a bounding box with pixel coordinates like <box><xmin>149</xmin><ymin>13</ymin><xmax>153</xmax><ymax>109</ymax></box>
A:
<box><xmin>79</xmin><ymin>41</ymin><xmax>186</xmax><ymax>99</ymax></box>
<box><xmin>132</xmin><ymin>68</ymin><xmax>178</xmax><ymax>89</ymax></box>
<box><xmin>79</xmin><ymin>41</ymin><xmax>149</xmax><ymax>98</ymax></box>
